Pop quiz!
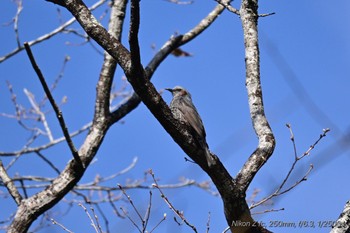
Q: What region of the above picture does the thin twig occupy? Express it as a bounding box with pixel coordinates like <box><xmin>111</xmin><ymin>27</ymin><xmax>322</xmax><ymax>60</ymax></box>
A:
<box><xmin>39</xmin><ymin>55</ymin><xmax>71</xmax><ymax>108</ymax></box>
<box><xmin>35</xmin><ymin>151</ymin><xmax>60</xmax><ymax>174</ymax></box>
<box><xmin>18</xmin><ymin>179</ymin><xmax>28</xmax><ymax>199</ymax></box>
<box><xmin>118</xmin><ymin>184</ymin><xmax>144</xmax><ymax>222</ymax></box>
<box><xmin>23</xmin><ymin>88</ymin><xmax>54</xmax><ymax>142</ymax></box>
<box><xmin>286</xmin><ymin>123</ymin><xmax>298</xmax><ymax>159</ymax></box>
<box><xmin>206</xmin><ymin>212</ymin><xmax>211</xmax><ymax>233</ymax></box>
<box><xmin>0</xmin><ymin>122</ymin><xmax>91</xmax><ymax>156</ymax></box>
<box><xmin>84</xmin><ymin>157</ymin><xmax>138</xmax><ymax>186</ymax></box>
<box><xmin>13</xmin><ymin>0</ymin><xmax>23</xmax><ymax>47</ymax></box>
<box><xmin>78</xmin><ymin>203</ymin><xmax>100</xmax><ymax>233</ymax></box>
<box><xmin>149</xmin><ymin>214</ymin><xmax>166</xmax><ymax>233</ymax></box>
<box><xmin>120</xmin><ymin>206</ymin><xmax>142</xmax><ymax>232</ymax></box>
<box><xmin>214</xmin><ymin>0</ymin><xmax>239</xmax><ymax>15</ymax></box>
<box><xmin>250</xmin><ymin>126</ymin><xmax>330</xmax><ymax>209</ymax></box>
<box><xmin>259</xmin><ymin>12</ymin><xmax>276</xmax><ymax>17</ymax></box>
<box><xmin>142</xmin><ymin>191</ymin><xmax>152</xmax><ymax>232</ymax></box>
<box><xmin>23</xmin><ymin>42</ymin><xmax>82</xmax><ymax>167</ymax></box>
<box><xmin>4</xmin><ymin>80</ymin><xmax>42</xmax><ymax>133</ymax></box>
<box><xmin>107</xmin><ymin>190</ymin><xmax>124</xmax><ymax>218</ymax></box>
<box><xmin>90</xmin><ymin>205</ymin><xmax>103</xmax><ymax>233</ymax></box>
<box><xmin>164</xmin><ymin>0</ymin><xmax>194</xmax><ymax>4</ymax></box>
<box><xmin>251</xmin><ymin>207</ymin><xmax>285</xmax><ymax>215</ymax></box>
<box><xmin>150</xmin><ymin>170</ymin><xmax>198</xmax><ymax>232</ymax></box>
<box><xmin>51</xmin><ymin>218</ymin><xmax>74</xmax><ymax>233</ymax></box>
<box><xmin>0</xmin><ymin>0</ymin><xmax>107</xmax><ymax>63</ymax></box>
<box><xmin>94</xmin><ymin>204</ymin><xmax>110</xmax><ymax>233</ymax></box>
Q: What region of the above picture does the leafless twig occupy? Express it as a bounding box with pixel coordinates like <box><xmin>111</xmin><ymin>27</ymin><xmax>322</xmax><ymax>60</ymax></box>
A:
<box><xmin>13</xmin><ymin>0</ymin><xmax>23</xmax><ymax>47</ymax></box>
<box><xmin>23</xmin><ymin>88</ymin><xmax>54</xmax><ymax>142</ymax></box>
<box><xmin>150</xmin><ymin>170</ymin><xmax>198</xmax><ymax>233</ymax></box>
<box><xmin>252</xmin><ymin>207</ymin><xmax>285</xmax><ymax>215</ymax></box>
<box><xmin>0</xmin><ymin>122</ymin><xmax>91</xmax><ymax>156</ymax></box>
<box><xmin>149</xmin><ymin>214</ymin><xmax>166</xmax><ymax>233</ymax></box>
<box><xmin>24</xmin><ymin>42</ymin><xmax>82</xmax><ymax>167</ymax></box>
<box><xmin>51</xmin><ymin>218</ymin><xmax>73</xmax><ymax>233</ymax></box>
<box><xmin>0</xmin><ymin>0</ymin><xmax>107</xmax><ymax>63</ymax></box>
<box><xmin>206</xmin><ymin>212</ymin><xmax>211</xmax><ymax>233</ymax></box>
<box><xmin>214</xmin><ymin>0</ymin><xmax>239</xmax><ymax>15</ymax></box>
<box><xmin>78</xmin><ymin>203</ymin><xmax>102</xmax><ymax>233</ymax></box>
<box><xmin>35</xmin><ymin>151</ymin><xmax>61</xmax><ymax>174</ymax></box>
<box><xmin>250</xmin><ymin>126</ymin><xmax>330</xmax><ymax>209</ymax></box>
<box><xmin>164</xmin><ymin>0</ymin><xmax>194</xmax><ymax>4</ymax></box>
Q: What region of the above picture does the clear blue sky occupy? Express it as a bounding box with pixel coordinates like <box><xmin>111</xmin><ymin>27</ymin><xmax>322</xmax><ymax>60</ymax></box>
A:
<box><xmin>1</xmin><ymin>0</ymin><xmax>350</xmax><ymax>232</ymax></box>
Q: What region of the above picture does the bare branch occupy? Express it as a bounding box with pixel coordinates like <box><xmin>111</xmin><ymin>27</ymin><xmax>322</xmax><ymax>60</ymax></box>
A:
<box><xmin>51</xmin><ymin>218</ymin><xmax>74</xmax><ymax>233</ymax></box>
<box><xmin>24</xmin><ymin>42</ymin><xmax>82</xmax><ymax>167</ymax></box>
<box><xmin>0</xmin><ymin>160</ymin><xmax>22</xmax><ymax>205</ymax></box>
<box><xmin>93</xmin><ymin>204</ymin><xmax>110</xmax><ymax>233</ymax></box>
<box><xmin>90</xmin><ymin>205</ymin><xmax>104</xmax><ymax>233</ymax></box>
<box><xmin>206</xmin><ymin>212</ymin><xmax>211</xmax><ymax>233</ymax></box>
<box><xmin>23</xmin><ymin>88</ymin><xmax>54</xmax><ymax>142</ymax></box>
<box><xmin>236</xmin><ymin>0</ymin><xmax>275</xmax><ymax>192</ymax></box>
<box><xmin>40</xmin><ymin>55</ymin><xmax>71</xmax><ymax>107</ymax></box>
<box><xmin>149</xmin><ymin>214</ymin><xmax>166</xmax><ymax>233</ymax></box>
<box><xmin>258</xmin><ymin>12</ymin><xmax>275</xmax><ymax>17</ymax></box>
<box><xmin>250</xmin><ymin>127</ymin><xmax>330</xmax><ymax>209</ymax></box>
<box><xmin>143</xmin><ymin>191</ymin><xmax>152</xmax><ymax>232</ymax></box>
<box><xmin>95</xmin><ymin>0</ymin><xmax>128</xmax><ymax>122</ymax></box>
<box><xmin>150</xmin><ymin>170</ymin><xmax>198</xmax><ymax>233</ymax></box>
<box><xmin>331</xmin><ymin>200</ymin><xmax>350</xmax><ymax>233</ymax></box>
<box><xmin>214</xmin><ymin>0</ymin><xmax>239</xmax><ymax>15</ymax></box>
<box><xmin>129</xmin><ymin>0</ymin><xmax>142</xmax><ymax>71</ymax></box>
<box><xmin>78</xmin><ymin>203</ymin><xmax>102</xmax><ymax>233</ymax></box>
<box><xmin>0</xmin><ymin>122</ymin><xmax>91</xmax><ymax>156</ymax></box>
<box><xmin>0</xmin><ymin>0</ymin><xmax>107</xmax><ymax>63</ymax></box>
<box><xmin>13</xmin><ymin>0</ymin><xmax>23</xmax><ymax>47</ymax></box>
<box><xmin>118</xmin><ymin>184</ymin><xmax>144</xmax><ymax>223</ymax></box>
<box><xmin>164</xmin><ymin>0</ymin><xmax>194</xmax><ymax>4</ymax></box>
<box><xmin>111</xmin><ymin>0</ymin><xmax>230</xmax><ymax>123</ymax></box>
<box><xmin>35</xmin><ymin>151</ymin><xmax>61</xmax><ymax>174</ymax></box>
<box><xmin>252</xmin><ymin>208</ymin><xmax>285</xmax><ymax>215</ymax></box>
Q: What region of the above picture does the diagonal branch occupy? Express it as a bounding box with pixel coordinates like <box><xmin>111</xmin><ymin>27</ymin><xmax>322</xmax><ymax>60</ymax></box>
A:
<box><xmin>0</xmin><ymin>160</ymin><xmax>23</xmax><ymax>205</ymax></box>
<box><xmin>331</xmin><ymin>200</ymin><xmax>350</xmax><ymax>233</ymax></box>
<box><xmin>110</xmin><ymin>0</ymin><xmax>229</xmax><ymax>123</ymax></box>
<box><xmin>23</xmin><ymin>43</ymin><xmax>82</xmax><ymax>167</ymax></box>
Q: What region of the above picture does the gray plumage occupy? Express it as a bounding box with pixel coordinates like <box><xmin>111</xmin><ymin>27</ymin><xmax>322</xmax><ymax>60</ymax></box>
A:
<box><xmin>166</xmin><ymin>86</ymin><xmax>215</xmax><ymax>167</ymax></box>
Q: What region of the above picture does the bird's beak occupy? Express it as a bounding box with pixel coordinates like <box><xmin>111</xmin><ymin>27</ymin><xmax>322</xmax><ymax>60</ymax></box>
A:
<box><xmin>165</xmin><ymin>88</ymin><xmax>173</xmax><ymax>93</ymax></box>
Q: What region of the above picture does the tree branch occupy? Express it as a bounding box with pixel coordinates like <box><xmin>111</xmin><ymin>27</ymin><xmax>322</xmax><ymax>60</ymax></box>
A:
<box><xmin>236</xmin><ymin>0</ymin><xmax>275</xmax><ymax>192</ymax></box>
<box><xmin>24</xmin><ymin>42</ymin><xmax>82</xmax><ymax>167</ymax></box>
<box><xmin>0</xmin><ymin>160</ymin><xmax>22</xmax><ymax>205</ymax></box>
<box><xmin>331</xmin><ymin>200</ymin><xmax>350</xmax><ymax>233</ymax></box>
<box><xmin>129</xmin><ymin>0</ymin><xmax>142</xmax><ymax>71</ymax></box>
<box><xmin>111</xmin><ymin>0</ymin><xmax>229</xmax><ymax>123</ymax></box>
<box><xmin>61</xmin><ymin>2</ymin><xmax>261</xmax><ymax>233</ymax></box>
<box><xmin>221</xmin><ymin>0</ymin><xmax>275</xmax><ymax>232</ymax></box>
<box><xmin>0</xmin><ymin>0</ymin><xmax>107</xmax><ymax>63</ymax></box>
<box><xmin>95</xmin><ymin>0</ymin><xmax>128</xmax><ymax>121</ymax></box>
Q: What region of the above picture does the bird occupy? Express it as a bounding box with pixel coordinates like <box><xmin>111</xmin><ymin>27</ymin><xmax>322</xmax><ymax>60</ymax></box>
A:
<box><xmin>165</xmin><ymin>86</ymin><xmax>215</xmax><ymax>167</ymax></box>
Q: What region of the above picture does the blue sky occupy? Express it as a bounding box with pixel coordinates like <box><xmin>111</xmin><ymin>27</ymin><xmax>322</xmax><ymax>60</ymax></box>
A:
<box><xmin>1</xmin><ymin>0</ymin><xmax>350</xmax><ymax>232</ymax></box>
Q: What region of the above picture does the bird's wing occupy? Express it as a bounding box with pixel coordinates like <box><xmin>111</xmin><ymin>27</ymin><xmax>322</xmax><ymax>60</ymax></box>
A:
<box><xmin>178</xmin><ymin>98</ymin><xmax>206</xmax><ymax>139</ymax></box>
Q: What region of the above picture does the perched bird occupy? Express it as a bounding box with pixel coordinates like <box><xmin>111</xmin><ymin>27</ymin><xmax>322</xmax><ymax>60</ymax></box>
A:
<box><xmin>166</xmin><ymin>86</ymin><xmax>215</xmax><ymax>167</ymax></box>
